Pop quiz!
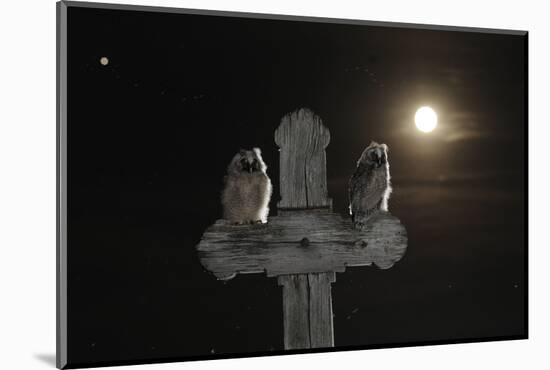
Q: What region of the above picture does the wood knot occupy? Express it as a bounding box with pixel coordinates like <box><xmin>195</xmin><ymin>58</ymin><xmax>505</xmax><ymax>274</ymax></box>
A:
<box><xmin>355</xmin><ymin>240</ymin><xmax>368</xmax><ymax>248</ymax></box>
<box><xmin>300</xmin><ymin>237</ymin><xmax>310</xmax><ymax>247</ymax></box>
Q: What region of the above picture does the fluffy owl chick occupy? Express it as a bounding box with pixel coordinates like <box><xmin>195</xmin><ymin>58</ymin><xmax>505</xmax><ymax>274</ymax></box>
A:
<box><xmin>349</xmin><ymin>141</ymin><xmax>392</xmax><ymax>229</ymax></box>
<box><xmin>222</xmin><ymin>148</ymin><xmax>272</xmax><ymax>224</ymax></box>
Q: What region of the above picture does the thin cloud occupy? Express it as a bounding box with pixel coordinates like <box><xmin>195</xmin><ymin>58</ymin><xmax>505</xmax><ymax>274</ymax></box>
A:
<box><xmin>390</xmin><ymin>109</ymin><xmax>507</xmax><ymax>143</ymax></box>
<box><xmin>443</xmin><ymin>129</ymin><xmax>487</xmax><ymax>142</ymax></box>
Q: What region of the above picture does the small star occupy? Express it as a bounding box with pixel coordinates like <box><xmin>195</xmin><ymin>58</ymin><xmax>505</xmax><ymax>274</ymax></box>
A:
<box><xmin>99</xmin><ymin>57</ymin><xmax>109</xmax><ymax>66</ymax></box>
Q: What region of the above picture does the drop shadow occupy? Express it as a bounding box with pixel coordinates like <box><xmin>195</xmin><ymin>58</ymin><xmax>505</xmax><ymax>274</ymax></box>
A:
<box><xmin>34</xmin><ymin>353</ymin><xmax>56</xmax><ymax>367</ymax></box>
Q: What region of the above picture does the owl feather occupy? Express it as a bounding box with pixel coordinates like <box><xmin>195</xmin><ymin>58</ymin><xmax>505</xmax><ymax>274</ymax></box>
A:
<box><xmin>222</xmin><ymin>148</ymin><xmax>272</xmax><ymax>224</ymax></box>
<box><xmin>349</xmin><ymin>142</ymin><xmax>392</xmax><ymax>228</ymax></box>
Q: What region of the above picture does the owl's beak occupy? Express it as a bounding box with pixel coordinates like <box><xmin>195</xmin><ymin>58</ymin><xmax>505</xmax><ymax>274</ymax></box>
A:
<box><xmin>375</xmin><ymin>153</ymin><xmax>386</xmax><ymax>168</ymax></box>
<box><xmin>373</xmin><ymin>151</ymin><xmax>380</xmax><ymax>167</ymax></box>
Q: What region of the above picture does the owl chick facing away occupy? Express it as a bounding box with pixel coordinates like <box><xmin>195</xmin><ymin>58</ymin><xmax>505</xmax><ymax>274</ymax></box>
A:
<box><xmin>349</xmin><ymin>141</ymin><xmax>392</xmax><ymax>229</ymax></box>
<box><xmin>222</xmin><ymin>148</ymin><xmax>272</xmax><ymax>224</ymax></box>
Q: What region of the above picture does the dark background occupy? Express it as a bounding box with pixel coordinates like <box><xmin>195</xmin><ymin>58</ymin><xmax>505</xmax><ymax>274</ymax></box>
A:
<box><xmin>66</xmin><ymin>5</ymin><xmax>526</xmax><ymax>366</ymax></box>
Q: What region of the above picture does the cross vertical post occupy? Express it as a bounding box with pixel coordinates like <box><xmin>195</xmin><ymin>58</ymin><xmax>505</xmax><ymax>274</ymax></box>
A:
<box><xmin>274</xmin><ymin>109</ymin><xmax>336</xmax><ymax>349</ymax></box>
<box><xmin>278</xmin><ymin>272</ymin><xmax>336</xmax><ymax>349</ymax></box>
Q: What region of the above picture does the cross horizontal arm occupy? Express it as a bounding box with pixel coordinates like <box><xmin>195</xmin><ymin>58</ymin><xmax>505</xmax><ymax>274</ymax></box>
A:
<box><xmin>196</xmin><ymin>210</ymin><xmax>407</xmax><ymax>280</ymax></box>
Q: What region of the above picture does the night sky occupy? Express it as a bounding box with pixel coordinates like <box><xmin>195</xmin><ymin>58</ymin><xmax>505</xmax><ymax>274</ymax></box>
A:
<box><xmin>66</xmin><ymin>4</ymin><xmax>526</xmax><ymax>367</ymax></box>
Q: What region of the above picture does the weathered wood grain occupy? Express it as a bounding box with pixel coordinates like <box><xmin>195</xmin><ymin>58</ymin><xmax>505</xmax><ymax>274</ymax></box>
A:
<box><xmin>274</xmin><ymin>108</ymin><xmax>332</xmax><ymax>210</ymax></box>
<box><xmin>196</xmin><ymin>210</ymin><xmax>407</xmax><ymax>280</ymax></box>
<box><xmin>278</xmin><ymin>274</ymin><xmax>311</xmax><ymax>349</ymax></box>
<box><xmin>277</xmin><ymin>273</ymin><xmax>336</xmax><ymax>349</ymax></box>
<box><xmin>307</xmin><ymin>272</ymin><xmax>335</xmax><ymax>348</ymax></box>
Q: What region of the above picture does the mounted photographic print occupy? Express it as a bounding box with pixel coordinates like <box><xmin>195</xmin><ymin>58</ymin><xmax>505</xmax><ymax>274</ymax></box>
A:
<box><xmin>57</xmin><ymin>1</ymin><xmax>528</xmax><ymax>368</ymax></box>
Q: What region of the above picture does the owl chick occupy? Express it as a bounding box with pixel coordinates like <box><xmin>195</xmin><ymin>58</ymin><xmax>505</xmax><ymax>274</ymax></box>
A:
<box><xmin>349</xmin><ymin>141</ymin><xmax>392</xmax><ymax>229</ymax></box>
<box><xmin>222</xmin><ymin>148</ymin><xmax>272</xmax><ymax>224</ymax></box>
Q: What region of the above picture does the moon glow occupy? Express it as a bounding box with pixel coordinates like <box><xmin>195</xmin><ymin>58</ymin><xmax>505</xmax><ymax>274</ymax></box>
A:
<box><xmin>415</xmin><ymin>106</ymin><xmax>438</xmax><ymax>133</ymax></box>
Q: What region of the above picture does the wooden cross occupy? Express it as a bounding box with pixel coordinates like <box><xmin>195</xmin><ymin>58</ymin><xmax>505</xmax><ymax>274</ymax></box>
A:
<box><xmin>196</xmin><ymin>108</ymin><xmax>408</xmax><ymax>350</ymax></box>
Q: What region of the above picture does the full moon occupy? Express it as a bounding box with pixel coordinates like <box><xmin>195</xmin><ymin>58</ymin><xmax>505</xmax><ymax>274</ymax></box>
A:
<box><xmin>415</xmin><ymin>106</ymin><xmax>438</xmax><ymax>133</ymax></box>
